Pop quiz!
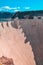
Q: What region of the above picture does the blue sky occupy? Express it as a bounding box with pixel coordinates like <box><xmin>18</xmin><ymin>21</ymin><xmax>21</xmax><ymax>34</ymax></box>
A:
<box><xmin>0</xmin><ymin>0</ymin><xmax>43</xmax><ymax>12</ymax></box>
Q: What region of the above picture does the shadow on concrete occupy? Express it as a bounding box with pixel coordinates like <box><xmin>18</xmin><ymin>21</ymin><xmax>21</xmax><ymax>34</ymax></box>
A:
<box><xmin>11</xmin><ymin>19</ymin><xmax>43</xmax><ymax>65</ymax></box>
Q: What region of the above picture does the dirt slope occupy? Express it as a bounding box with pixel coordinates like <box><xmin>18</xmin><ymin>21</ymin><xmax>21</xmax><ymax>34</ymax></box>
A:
<box><xmin>0</xmin><ymin>22</ymin><xmax>36</xmax><ymax>65</ymax></box>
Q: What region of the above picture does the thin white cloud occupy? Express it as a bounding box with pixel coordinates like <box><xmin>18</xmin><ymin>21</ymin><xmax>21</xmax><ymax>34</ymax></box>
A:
<box><xmin>0</xmin><ymin>6</ymin><xmax>30</xmax><ymax>12</ymax></box>
<box><xmin>2</xmin><ymin>6</ymin><xmax>17</xmax><ymax>10</ymax></box>
<box><xmin>0</xmin><ymin>8</ymin><xmax>2</xmax><ymax>11</ymax></box>
<box><xmin>0</xmin><ymin>6</ymin><xmax>20</xmax><ymax>11</ymax></box>
<box><xmin>14</xmin><ymin>9</ymin><xmax>20</xmax><ymax>12</ymax></box>
<box><xmin>17</xmin><ymin>7</ymin><xmax>20</xmax><ymax>9</ymax></box>
<box><xmin>24</xmin><ymin>6</ymin><xmax>30</xmax><ymax>9</ymax></box>
<box><xmin>2</xmin><ymin>6</ymin><xmax>11</xmax><ymax>10</ymax></box>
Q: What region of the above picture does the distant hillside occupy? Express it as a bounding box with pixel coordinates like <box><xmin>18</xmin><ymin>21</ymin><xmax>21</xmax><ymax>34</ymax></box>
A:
<box><xmin>12</xmin><ymin>10</ymin><xmax>43</xmax><ymax>19</ymax></box>
<box><xmin>0</xmin><ymin>12</ymin><xmax>14</xmax><ymax>20</ymax></box>
<box><xmin>0</xmin><ymin>10</ymin><xmax>43</xmax><ymax>20</ymax></box>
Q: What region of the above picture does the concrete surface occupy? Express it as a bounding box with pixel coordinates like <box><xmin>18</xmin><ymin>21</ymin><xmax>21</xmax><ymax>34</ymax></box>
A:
<box><xmin>0</xmin><ymin>21</ymin><xmax>36</xmax><ymax>65</ymax></box>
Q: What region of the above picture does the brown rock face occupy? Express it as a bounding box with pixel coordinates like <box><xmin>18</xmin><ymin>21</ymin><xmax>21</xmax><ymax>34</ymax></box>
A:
<box><xmin>0</xmin><ymin>56</ymin><xmax>14</xmax><ymax>65</ymax></box>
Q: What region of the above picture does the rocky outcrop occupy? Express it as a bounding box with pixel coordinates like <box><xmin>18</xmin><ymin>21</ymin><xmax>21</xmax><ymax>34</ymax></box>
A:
<box><xmin>0</xmin><ymin>56</ymin><xmax>14</xmax><ymax>65</ymax></box>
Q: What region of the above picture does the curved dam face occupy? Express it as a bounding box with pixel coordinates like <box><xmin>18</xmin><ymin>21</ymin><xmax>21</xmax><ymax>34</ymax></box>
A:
<box><xmin>0</xmin><ymin>11</ymin><xmax>43</xmax><ymax>65</ymax></box>
<box><xmin>0</xmin><ymin>21</ymin><xmax>36</xmax><ymax>65</ymax></box>
<box><xmin>11</xmin><ymin>18</ymin><xmax>43</xmax><ymax>65</ymax></box>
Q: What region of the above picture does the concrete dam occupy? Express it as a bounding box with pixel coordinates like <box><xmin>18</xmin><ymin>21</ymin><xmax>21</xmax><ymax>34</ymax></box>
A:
<box><xmin>0</xmin><ymin>11</ymin><xmax>43</xmax><ymax>65</ymax></box>
<box><xmin>11</xmin><ymin>11</ymin><xmax>43</xmax><ymax>65</ymax></box>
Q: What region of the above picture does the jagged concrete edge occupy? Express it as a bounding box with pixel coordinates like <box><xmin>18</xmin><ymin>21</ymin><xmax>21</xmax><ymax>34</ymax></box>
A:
<box><xmin>18</xmin><ymin>23</ymin><xmax>36</xmax><ymax>65</ymax></box>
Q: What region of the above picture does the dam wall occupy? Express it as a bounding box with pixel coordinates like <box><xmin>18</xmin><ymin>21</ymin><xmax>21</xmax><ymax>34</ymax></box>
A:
<box><xmin>11</xmin><ymin>17</ymin><xmax>43</xmax><ymax>65</ymax></box>
<box><xmin>0</xmin><ymin>11</ymin><xmax>43</xmax><ymax>65</ymax></box>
